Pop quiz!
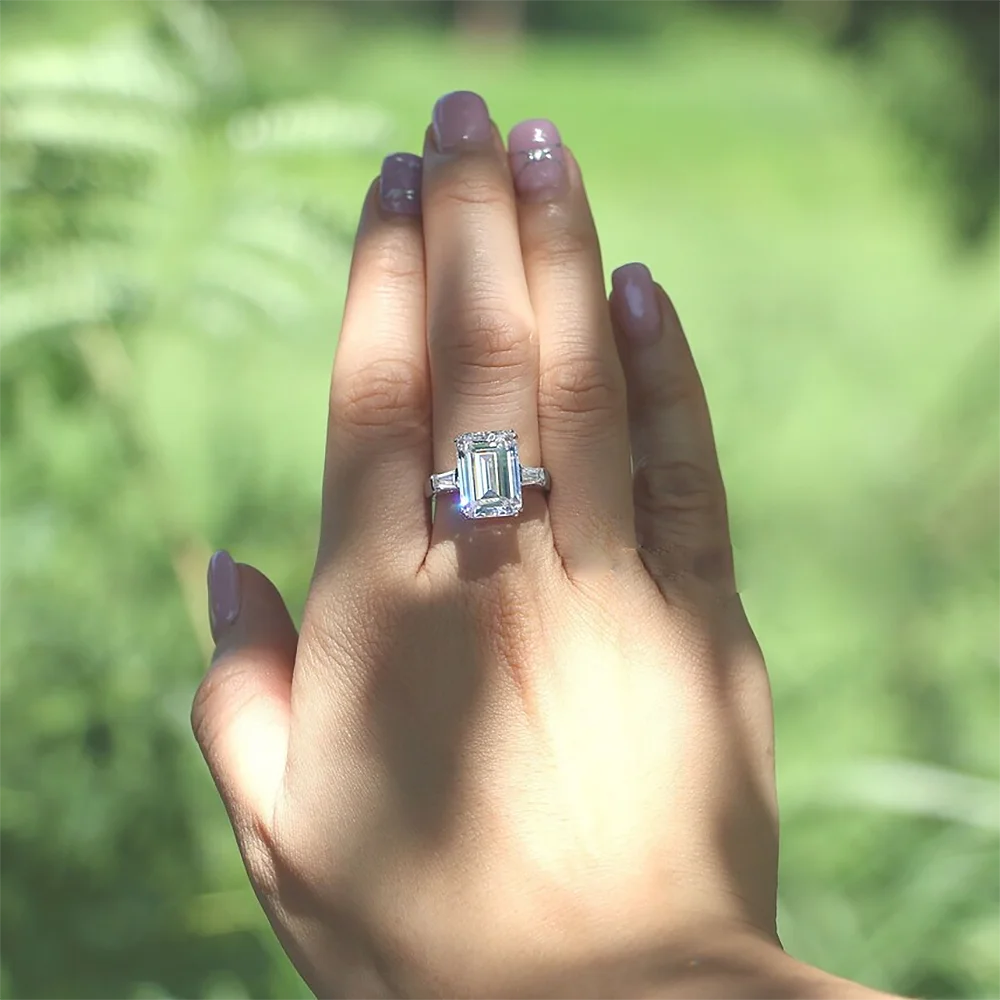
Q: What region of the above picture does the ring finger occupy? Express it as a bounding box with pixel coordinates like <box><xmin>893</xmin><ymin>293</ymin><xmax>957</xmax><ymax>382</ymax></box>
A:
<box><xmin>421</xmin><ymin>91</ymin><xmax>542</xmax><ymax>537</ymax></box>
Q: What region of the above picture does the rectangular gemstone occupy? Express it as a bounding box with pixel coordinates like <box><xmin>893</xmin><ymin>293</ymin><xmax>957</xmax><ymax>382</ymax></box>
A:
<box><xmin>455</xmin><ymin>430</ymin><xmax>522</xmax><ymax>518</ymax></box>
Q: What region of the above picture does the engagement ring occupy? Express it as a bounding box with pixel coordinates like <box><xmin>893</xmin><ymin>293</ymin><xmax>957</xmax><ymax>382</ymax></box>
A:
<box><xmin>426</xmin><ymin>430</ymin><xmax>550</xmax><ymax>519</ymax></box>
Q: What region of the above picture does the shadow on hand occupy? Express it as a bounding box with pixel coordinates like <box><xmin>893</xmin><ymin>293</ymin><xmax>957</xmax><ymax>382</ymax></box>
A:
<box><xmin>299</xmin><ymin>448</ymin><xmax>782</xmax><ymax>997</ymax></box>
<box><xmin>432</xmin><ymin>488</ymin><xmax>549</xmax><ymax>582</ymax></box>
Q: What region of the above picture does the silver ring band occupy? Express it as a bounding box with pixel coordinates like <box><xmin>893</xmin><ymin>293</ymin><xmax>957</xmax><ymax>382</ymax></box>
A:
<box><xmin>425</xmin><ymin>465</ymin><xmax>551</xmax><ymax>497</ymax></box>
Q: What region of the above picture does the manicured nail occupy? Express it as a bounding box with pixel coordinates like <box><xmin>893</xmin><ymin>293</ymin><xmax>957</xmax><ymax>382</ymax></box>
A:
<box><xmin>508</xmin><ymin>119</ymin><xmax>567</xmax><ymax>201</ymax></box>
<box><xmin>379</xmin><ymin>152</ymin><xmax>422</xmax><ymax>215</ymax></box>
<box><xmin>207</xmin><ymin>549</ymin><xmax>240</xmax><ymax>638</ymax></box>
<box><xmin>432</xmin><ymin>91</ymin><xmax>492</xmax><ymax>151</ymax></box>
<box><xmin>611</xmin><ymin>263</ymin><xmax>661</xmax><ymax>345</ymax></box>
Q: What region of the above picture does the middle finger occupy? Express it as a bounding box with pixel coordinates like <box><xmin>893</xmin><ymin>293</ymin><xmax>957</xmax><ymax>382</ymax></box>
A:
<box><xmin>422</xmin><ymin>91</ymin><xmax>541</xmax><ymax>530</ymax></box>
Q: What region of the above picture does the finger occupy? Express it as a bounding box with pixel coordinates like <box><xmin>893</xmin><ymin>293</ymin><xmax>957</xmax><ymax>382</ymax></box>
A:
<box><xmin>321</xmin><ymin>153</ymin><xmax>430</xmax><ymax>574</ymax></box>
<box><xmin>193</xmin><ymin>551</ymin><xmax>297</xmax><ymax>832</ymax></box>
<box><xmin>508</xmin><ymin>120</ymin><xmax>633</xmax><ymax>567</ymax></box>
<box><xmin>610</xmin><ymin>265</ymin><xmax>736</xmax><ymax>595</ymax></box>
<box><xmin>421</xmin><ymin>92</ymin><xmax>541</xmax><ymax>530</ymax></box>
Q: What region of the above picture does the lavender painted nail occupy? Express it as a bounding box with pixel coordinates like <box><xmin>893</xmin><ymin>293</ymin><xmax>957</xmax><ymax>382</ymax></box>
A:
<box><xmin>380</xmin><ymin>152</ymin><xmax>422</xmax><ymax>215</ymax></box>
<box><xmin>508</xmin><ymin>119</ymin><xmax>566</xmax><ymax>201</ymax></box>
<box><xmin>432</xmin><ymin>91</ymin><xmax>492</xmax><ymax>151</ymax></box>
<box><xmin>612</xmin><ymin>263</ymin><xmax>661</xmax><ymax>345</ymax></box>
<box><xmin>207</xmin><ymin>549</ymin><xmax>240</xmax><ymax>639</ymax></box>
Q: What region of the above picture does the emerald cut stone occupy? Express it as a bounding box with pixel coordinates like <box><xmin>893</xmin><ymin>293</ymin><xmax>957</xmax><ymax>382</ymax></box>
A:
<box><xmin>455</xmin><ymin>430</ymin><xmax>522</xmax><ymax>518</ymax></box>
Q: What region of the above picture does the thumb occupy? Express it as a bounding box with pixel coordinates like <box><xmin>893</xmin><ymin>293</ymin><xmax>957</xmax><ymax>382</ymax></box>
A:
<box><xmin>192</xmin><ymin>550</ymin><xmax>297</xmax><ymax>831</ymax></box>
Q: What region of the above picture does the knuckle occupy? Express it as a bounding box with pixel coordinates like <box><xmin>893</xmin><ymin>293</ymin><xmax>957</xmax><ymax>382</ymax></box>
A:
<box><xmin>190</xmin><ymin>662</ymin><xmax>227</xmax><ymax>753</ymax></box>
<box><xmin>232</xmin><ymin>801</ymin><xmax>319</xmax><ymax>919</ymax></box>
<box><xmin>367</xmin><ymin>238</ymin><xmax>424</xmax><ymax>287</ymax></box>
<box><xmin>525</xmin><ymin>220</ymin><xmax>594</xmax><ymax>274</ymax></box>
<box><xmin>539</xmin><ymin>355</ymin><xmax>623</xmax><ymax>418</ymax></box>
<box><xmin>639</xmin><ymin>537</ymin><xmax>736</xmax><ymax>598</ymax></box>
<box><xmin>190</xmin><ymin>657</ymin><xmax>287</xmax><ymax>899</ymax></box>
<box><xmin>190</xmin><ymin>655</ymin><xmax>254</xmax><ymax>759</ymax></box>
<box><xmin>643</xmin><ymin>367</ymin><xmax>704</xmax><ymax>413</ymax></box>
<box><xmin>438</xmin><ymin>306</ymin><xmax>535</xmax><ymax>384</ymax></box>
<box><xmin>437</xmin><ymin>170</ymin><xmax>510</xmax><ymax>212</ymax></box>
<box><xmin>190</xmin><ymin>692</ymin><xmax>211</xmax><ymax>756</ymax></box>
<box><xmin>238</xmin><ymin>812</ymin><xmax>285</xmax><ymax>901</ymax></box>
<box><xmin>333</xmin><ymin>357</ymin><xmax>429</xmax><ymax>436</ymax></box>
<box><xmin>634</xmin><ymin>460</ymin><xmax>735</xmax><ymax>591</ymax></box>
<box><xmin>634</xmin><ymin>458</ymin><xmax>723</xmax><ymax>517</ymax></box>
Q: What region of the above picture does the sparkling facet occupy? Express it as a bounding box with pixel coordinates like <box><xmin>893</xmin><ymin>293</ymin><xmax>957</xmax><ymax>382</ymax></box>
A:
<box><xmin>455</xmin><ymin>430</ymin><xmax>523</xmax><ymax>518</ymax></box>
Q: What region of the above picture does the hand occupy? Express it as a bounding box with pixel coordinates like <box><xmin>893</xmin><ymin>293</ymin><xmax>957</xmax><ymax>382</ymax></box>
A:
<box><xmin>193</xmin><ymin>92</ymin><xmax>891</xmax><ymax>999</ymax></box>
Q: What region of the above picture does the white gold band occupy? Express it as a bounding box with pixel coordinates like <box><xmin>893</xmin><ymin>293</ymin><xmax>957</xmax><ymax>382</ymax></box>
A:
<box><xmin>425</xmin><ymin>465</ymin><xmax>550</xmax><ymax>499</ymax></box>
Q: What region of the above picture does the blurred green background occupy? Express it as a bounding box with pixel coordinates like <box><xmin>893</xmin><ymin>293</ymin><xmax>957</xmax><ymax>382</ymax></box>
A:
<box><xmin>1</xmin><ymin>1</ymin><xmax>997</xmax><ymax>998</ymax></box>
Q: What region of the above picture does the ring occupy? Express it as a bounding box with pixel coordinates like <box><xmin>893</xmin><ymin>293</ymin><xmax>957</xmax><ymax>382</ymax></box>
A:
<box><xmin>426</xmin><ymin>430</ymin><xmax>551</xmax><ymax>519</ymax></box>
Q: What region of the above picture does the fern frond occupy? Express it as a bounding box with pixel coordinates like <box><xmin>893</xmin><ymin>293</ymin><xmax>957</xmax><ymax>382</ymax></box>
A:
<box><xmin>222</xmin><ymin>203</ymin><xmax>349</xmax><ymax>280</ymax></box>
<box><xmin>195</xmin><ymin>244</ymin><xmax>320</xmax><ymax>328</ymax></box>
<box><xmin>0</xmin><ymin>33</ymin><xmax>194</xmax><ymax>111</ymax></box>
<box><xmin>2</xmin><ymin>100</ymin><xmax>180</xmax><ymax>156</ymax></box>
<box><xmin>0</xmin><ymin>248</ymin><xmax>127</xmax><ymax>346</ymax></box>
<box><xmin>227</xmin><ymin>98</ymin><xmax>392</xmax><ymax>154</ymax></box>
<box><xmin>156</xmin><ymin>0</ymin><xmax>242</xmax><ymax>93</ymax></box>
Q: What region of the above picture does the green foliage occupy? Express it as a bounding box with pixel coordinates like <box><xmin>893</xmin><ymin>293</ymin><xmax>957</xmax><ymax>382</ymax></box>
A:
<box><xmin>1</xmin><ymin>3</ymin><xmax>382</xmax><ymax>997</ymax></box>
<box><xmin>715</xmin><ymin>0</ymin><xmax>1000</xmax><ymax>238</ymax></box>
<box><xmin>1</xmin><ymin>2</ymin><xmax>997</xmax><ymax>999</ymax></box>
<box><xmin>522</xmin><ymin>0</ymin><xmax>670</xmax><ymax>35</ymax></box>
<box><xmin>328</xmin><ymin>0</ymin><xmax>673</xmax><ymax>36</ymax></box>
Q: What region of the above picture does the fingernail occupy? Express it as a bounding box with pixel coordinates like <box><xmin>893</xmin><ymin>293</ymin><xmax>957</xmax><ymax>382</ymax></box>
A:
<box><xmin>508</xmin><ymin>119</ymin><xmax>567</xmax><ymax>201</ymax></box>
<box><xmin>207</xmin><ymin>550</ymin><xmax>240</xmax><ymax>638</ymax></box>
<box><xmin>379</xmin><ymin>152</ymin><xmax>422</xmax><ymax>215</ymax></box>
<box><xmin>611</xmin><ymin>263</ymin><xmax>661</xmax><ymax>345</ymax></box>
<box><xmin>432</xmin><ymin>90</ymin><xmax>492</xmax><ymax>151</ymax></box>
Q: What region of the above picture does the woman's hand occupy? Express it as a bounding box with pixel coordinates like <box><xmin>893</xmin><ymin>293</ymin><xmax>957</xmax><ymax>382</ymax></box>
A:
<box><xmin>192</xmin><ymin>92</ymin><xmax>888</xmax><ymax>999</ymax></box>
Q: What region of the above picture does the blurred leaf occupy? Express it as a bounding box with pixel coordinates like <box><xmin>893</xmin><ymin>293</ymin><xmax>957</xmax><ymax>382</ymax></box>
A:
<box><xmin>0</xmin><ymin>248</ymin><xmax>124</xmax><ymax>346</ymax></box>
<box><xmin>2</xmin><ymin>100</ymin><xmax>180</xmax><ymax>155</ymax></box>
<box><xmin>1</xmin><ymin>32</ymin><xmax>194</xmax><ymax>109</ymax></box>
<box><xmin>226</xmin><ymin>97</ymin><xmax>393</xmax><ymax>154</ymax></box>
<box><xmin>157</xmin><ymin>0</ymin><xmax>242</xmax><ymax>93</ymax></box>
<box><xmin>832</xmin><ymin>757</ymin><xmax>1000</xmax><ymax>831</ymax></box>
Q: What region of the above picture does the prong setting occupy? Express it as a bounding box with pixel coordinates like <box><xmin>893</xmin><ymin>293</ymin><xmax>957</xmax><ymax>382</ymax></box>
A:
<box><xmin>455</xmin><ymin>430</ymin><xmax>523</xmax><ymax>519</ymax></box>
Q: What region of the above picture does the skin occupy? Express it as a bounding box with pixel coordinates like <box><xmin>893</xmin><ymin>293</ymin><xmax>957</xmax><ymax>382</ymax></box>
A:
<box><xmin>193</xmin><ymin>94</ymin><xmax>901</xmax><ymax>999</ymax></box>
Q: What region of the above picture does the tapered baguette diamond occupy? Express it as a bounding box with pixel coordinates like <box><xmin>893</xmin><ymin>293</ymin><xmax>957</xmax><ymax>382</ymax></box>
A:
<box><xmin>455</xmin><ymin>430</ymin><xmax>523</xmax><ymax>518</ymax></box>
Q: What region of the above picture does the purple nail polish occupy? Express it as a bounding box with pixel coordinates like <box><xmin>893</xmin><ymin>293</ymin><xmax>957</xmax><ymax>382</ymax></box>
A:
<box><xmin>207</xmin><ymin>549</ymin><xmax>240</xmax><ymax>638</ymax></box>
<box><xmin>508</xmin><ymin>119</ymin><xmax>566</xmax><ymax>201</ymax></box>
<box><xmin>611</xmin><ymin>263</ymin><xmax>661</xmax><ymax>345</ymax></box>
<box><xmin>432</xmin><ymin>91</ymin><xmax>492</xmax><ymax>151</ymax></box>
<box><xmin>380</xmin><ymin>152</ymin><xmax>422</xmax><ymax>215</ymax></box>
